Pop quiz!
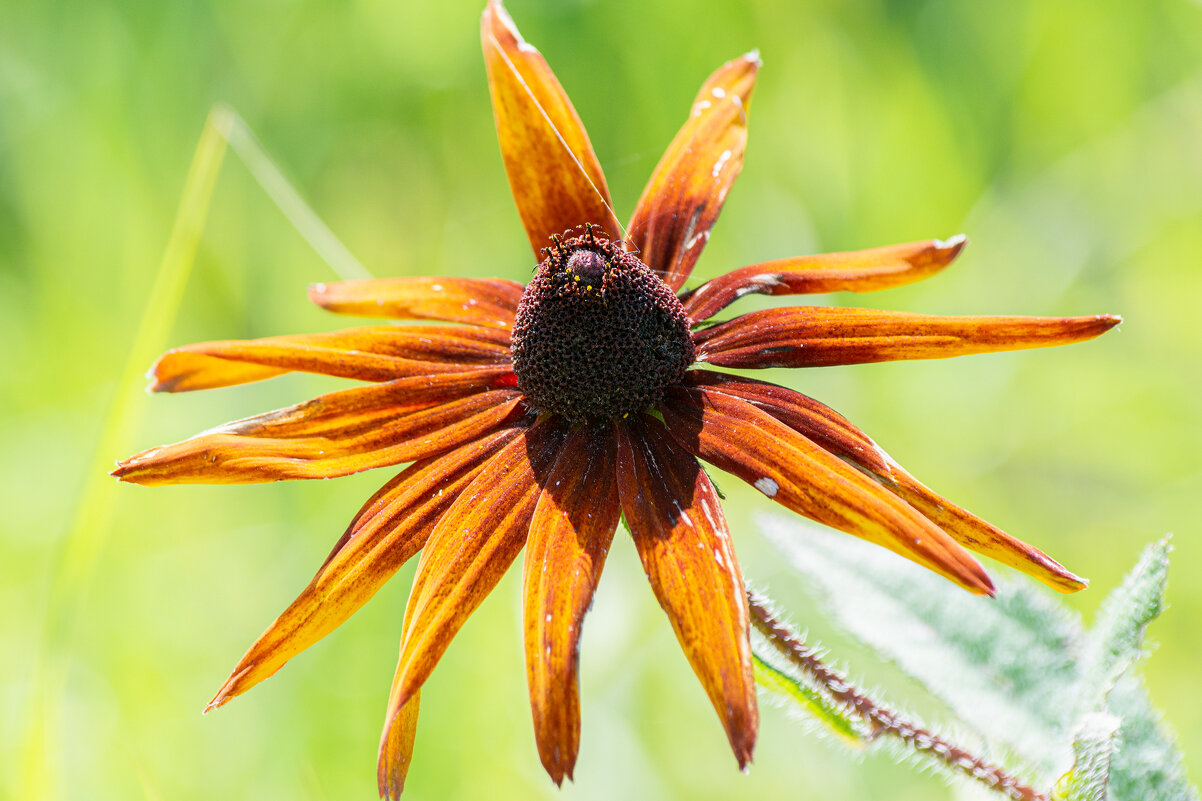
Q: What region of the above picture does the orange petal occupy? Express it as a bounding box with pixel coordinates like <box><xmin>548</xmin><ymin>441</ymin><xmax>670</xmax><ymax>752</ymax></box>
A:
<box><xmin>204</xmin><ymin>425</ymin><xmax>526</xmax><ymax>712</ymax></box>
<box><xmin>684</xmin><ymin>370</ymin><xmax>888</xmax><ymax>472</ymax></box>
<box><xmin>615</xmin><ymin>415</ymin><xmax>757</xmax><ymax>768</ymax></box>
<box><xmin>661</xmin><ymin>385</ymin><xmax>994</xmax><ymax>595</ymax></box>
<box><xmin>378</xmin><ymin>692</ymin><xmax>420</xmax><ymax>800</ymax></box>
<box><xmin>879</xmin><ymin>467</ymin><xmax>1087</xmax><ymax>593</ymax></box>
<box><xmin>481</xmin><ymin>0</ymin><xmax>620</xmax><ymax>257</ymax></box>
<box><xmin>522</xmin><ymin>425</ymin><xmax>620</xmax><ymax>785</ymax></box>
<box><xmin>151</xmin><ymin>325</ymin><xmax>512</xmax><ymax>392</ymax></box>
<box><xmin>112</xmin><ymin>372</ymin><xmax>523</xmax><ymax>485</ymax></box>
<box><xmin>378</xmin><ymin>416</ymin><xmax>569</xmax><ymax>748</ymax></box>
<box><xmin>686</xmin><ymin>370</ymin><xmax>1086</xmax><ymax>593</ymax></box>
<box><xmin>680</xmin><ymin>236</ymin><xmax>968</xmax><ymax>323</ymax></box>
<box><xmin>694</xmin><ymin>307</ymin><xmax>1122</xmax><ymax>368</ymax></box>
<box><xmin>309</xmin><ymin>277</ymin><xmax>525</xmax><ymax>329</ymax></box>
<box><xmin>627</xmin><ymin>52</ymin><xmax>760</xmax><ymax>291</ymax></box>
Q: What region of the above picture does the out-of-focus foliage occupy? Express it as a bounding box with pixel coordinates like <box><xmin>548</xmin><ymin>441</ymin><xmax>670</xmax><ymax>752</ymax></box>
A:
<box><xmin>757</xmin><ymin>519</ymin><xmax>1195</xmax><ymax>801</ymax></box>
<box><xmin>2</xmin><ymin>1</ymin><xmax>1200</xmax><ymax>799</ymax></box>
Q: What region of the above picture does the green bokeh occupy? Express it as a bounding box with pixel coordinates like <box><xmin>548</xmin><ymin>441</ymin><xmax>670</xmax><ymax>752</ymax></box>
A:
<box><xmin>2</xmin><ymin>0</ymin><xmax>1199</xmax><ymax>799</ymax></box>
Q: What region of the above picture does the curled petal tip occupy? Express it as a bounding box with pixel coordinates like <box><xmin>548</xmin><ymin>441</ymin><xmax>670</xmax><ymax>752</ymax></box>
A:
<box><xmin>542</xmin><ymin>758</ymin><xmax>576</xmax><ymax>787</ymax></box>
<box><xmin>202</xmin><ymin>690</ymin><xmax>228</xmax><ymax>715</ymax></box>
<box><xmin>734</xmin><ymin>742</ymin><xmax>755</xmax><ymax>772</ymax></box>
<box><xmin>1056</xmin><ymin>572</ymin><xmax>1089</xmax><ymax>594</ymax></box>
<box><xmin>743</xmin><ymin>49</ymin><xmax>762</xmax><ymax>68</ymax></box>
<box><xmin>204</xmin><ymin>686</ymin><xmax>232</xmax><ymax>714</ymax></box>
<box><xmin>952</xmin><ymin>556</ymin><xmax>995</xmax><ymax>597</ymax></box>
<box><xmin>484</xmin><ymin>0</ymin><xmax>514</xmax><ymax>29</ymax></box>
<box><xmin>1076</xmin><ymin>313</ymin><xmax>1123</xmax><ymax>340</ymax></box>
<box><xmin>966</xmin><ymin>565</ymin><xmax>996</xmax><ymax>597</ymax></box>
<box><xmin>936</xmin><ymin>233</ymin><xmax>968</xmax><ymax>256</ymax></box>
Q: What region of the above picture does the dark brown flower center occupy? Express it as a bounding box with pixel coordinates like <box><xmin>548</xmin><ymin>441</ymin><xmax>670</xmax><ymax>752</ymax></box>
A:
<box><xmin>510</xmin><ymin>228</ymin><xmax>695</xmax><ymax>422</ymax></box>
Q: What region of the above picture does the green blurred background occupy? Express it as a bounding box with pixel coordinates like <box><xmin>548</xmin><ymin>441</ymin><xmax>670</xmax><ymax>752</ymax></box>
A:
<box><xmin>3</xmin><ymin>0</ymin><xmax>1200</xmax><ymax>799</ymax></box>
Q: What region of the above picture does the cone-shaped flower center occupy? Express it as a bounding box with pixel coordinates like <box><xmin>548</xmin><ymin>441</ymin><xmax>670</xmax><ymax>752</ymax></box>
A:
<box><xmin>511</xmin><ymin>230</ymin><xmax>695</xmax><ymax>422</ymax></box>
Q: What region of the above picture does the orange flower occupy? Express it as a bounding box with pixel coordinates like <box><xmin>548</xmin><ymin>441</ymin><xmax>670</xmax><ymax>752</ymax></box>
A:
<box><xmin>114</xmin><ymin>1</ymin><xmax>1120</xmax><ymax>796</ymax></box>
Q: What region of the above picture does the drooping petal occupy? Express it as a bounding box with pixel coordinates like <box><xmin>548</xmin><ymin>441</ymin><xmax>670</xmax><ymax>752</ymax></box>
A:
<box><xmin>615</xmin><ymin>415</ymin><xmax>757</xmax><ymax>769</ymax></box>
<box><xmin>378</xmin><ymin>693</ymin><xmax>421</xmax><ymax>800</ymax></box>
<box><xmin>204</xmin><ymin>425</ymin><xmax>527</xmax><ymax>712</ymax></box>
<box><xmin>112</xmin><ymin>370</ymin><xmax>522</xmax><ymax>485</ymax></box>
<box><xmin>693</xmin><ymin>307</ymin><xmax>1122</xmax><ymax>369</ymax></box>
<box><xmin>309</xmin><ymin>277</ymin><xmax>525</xmax><ymax>329</ymax></box>
<box><xmin>680</xmin><ymin>236</ymin><xmax>967</xmax><ymax>323</ymax></box>
<box><xmin>481</xmin><ymin>0</ymin><xmax>621</xmax><ymax>257</ymax></box>
<box><xmin>878</xmin><ymin>467</ymin><xmax>1087</xmax><ymax>593</ymax></box>
<box><xmin>660</xmin><ymin>385</ymin><xmax>994</xmax><ymax>594</ymax></box>
<box><xmin>378</xmin><ymin>416</ymin><xmax>569</xmax><ymax>771</ymax></box>
<box><xmin>522</xmin><ymin>425</ymin><xmax>621</xmax><ymax>785</ymax></box>
<box><xmin>627</xmin><ymin>52</ymin><xmax>760</xmax><ymax>291</ymax></box>
<box><xmin>151</xmin><ymin>325</ymin><xmax>512</xmax><ymax>392</ymax></box>
<box><xmin>685</xmin><ymin>370</ymin><xmax>1086</xmax><ymax>593</ymax></box>
<box><xmin>683</xmin><ymin>370</ymin><xmax>888</xmax><ymax>472</ymax></box>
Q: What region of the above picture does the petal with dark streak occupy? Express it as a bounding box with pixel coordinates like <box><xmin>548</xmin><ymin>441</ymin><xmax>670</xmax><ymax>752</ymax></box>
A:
<box><xmin>481</xmin><ymin>0</ymin><xmax>620</xmax><ymax>256</ymax></box>
<box><xmin>205</xmin><ymin>425</ymin><xmax>527</xmax><ymax>713</ymax></box>
<box><xmin>309</xmin><ymin>277</ymin><xmax>525</xmax><ymax>329</ymax></box>
<box><xmin>377</xmin><ymin>416</ymin><xmax>569</xmax><ymax>764</ymax></box>
<box><xmin>661</xmin><ymin>385</ymin><xmax>994</xmax><ymax>594</ymax></box>
<box><xmin>151</xmin><ymin>325</ymin><xmax>512</xmax><ymax>392</ymax></box>
<box><xmin>694</xmin><ymin>307</ymin><xmax>1122</xmax><ymax>369</ymax></box>
<box><xmin>522</xmin><ymin>425</ymin><xmax>621</xmax><ymax>785</ymax></box>
<box><xmin>685</xmin><ymin>370</ymin><xmax>1086</xmax><ymax>593</ymax></box>
<box><xmin>628</xmin><ymin>53</ymin><xmax>760</xmax><ymax>291</ymax></box>
<box><xmin>112</xmin><ymin>372</ymin><xmax>522</xmax><ymax>484</ymax></box>
<box><xmin>615</xmin><ymin>415</ymin><xmax>758</xmax><ymax>769</ymax></box>
<box><xmin>681</xmin><ymin>236</ymin><xmax>967</xmax><ymax>323</ymax></box>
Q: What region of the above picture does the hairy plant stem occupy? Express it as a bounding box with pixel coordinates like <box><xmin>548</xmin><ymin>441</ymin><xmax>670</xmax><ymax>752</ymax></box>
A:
<box><xmin>747</xmin><ymin>590</ymin><xmax>1048</xmax><ymax>801</ymax></box>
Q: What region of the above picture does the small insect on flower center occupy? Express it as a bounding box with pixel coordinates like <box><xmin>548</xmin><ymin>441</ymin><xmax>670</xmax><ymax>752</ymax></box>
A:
<box><xmin>510</xmin><ymin>226</ymin><xmax>695</xmax><ymax>422</ymax></box>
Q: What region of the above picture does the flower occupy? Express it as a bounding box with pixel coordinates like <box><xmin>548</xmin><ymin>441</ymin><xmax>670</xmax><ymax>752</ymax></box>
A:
<box><xmin>113</xmin><ymin>1</ymin><xmax>1120</xmax><ymax>796</ymax></box>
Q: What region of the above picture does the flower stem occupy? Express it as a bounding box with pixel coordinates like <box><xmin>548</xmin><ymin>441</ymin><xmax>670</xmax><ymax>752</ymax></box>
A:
<box><xmin>746</xmin><ymin>590</ymin><xmax>1048</xmax><ymax>801</ymax></box>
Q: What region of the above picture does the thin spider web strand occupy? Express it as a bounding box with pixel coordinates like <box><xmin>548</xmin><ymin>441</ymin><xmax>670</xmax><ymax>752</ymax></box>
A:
<box><xmin>216</xmin><ymin>104</ymin><xmax>373</xmax><ymax>281</ymax></box>
<box><xmin>486</xmin><ymin>31</ymin><xmax>630</xmax><ymax>245</ymax></box>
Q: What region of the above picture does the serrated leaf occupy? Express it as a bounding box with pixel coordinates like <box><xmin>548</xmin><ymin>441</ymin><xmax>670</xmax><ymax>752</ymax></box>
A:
<box><xmin>1105</xmin><ymin>676</ymin><xmax>1200</xmax><ymax>801</ymax></box>
<box><xmin>756</xmin><ymin>516</ymin><xmax>1198</xmax><ymax>801</ymax></box>
<box><xmin>1076</xmin><ymin>537</ymin><xmax>1171</xmax><ymax>713</ymax></box>
<box><xmin>1056</xmin><ymin>712</ymin><xmax>1120</xmax><ymax>801</ymax></box>
<box><xmin>1065</xmin><ymin>537</ymin><xmax>1196</xmax><ymax>801</ymax></box>
<box><xmin>759</xmin><ymin>513</ymin><xmax>1083</xmax><ymax>770</ymax></box>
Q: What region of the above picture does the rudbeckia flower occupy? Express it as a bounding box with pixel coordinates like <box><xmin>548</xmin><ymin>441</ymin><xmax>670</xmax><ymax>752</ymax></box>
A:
<box><xmin>114</xmin><ymin>1</ymin><xmax>1120</xmax><ymax>795</ymax></box>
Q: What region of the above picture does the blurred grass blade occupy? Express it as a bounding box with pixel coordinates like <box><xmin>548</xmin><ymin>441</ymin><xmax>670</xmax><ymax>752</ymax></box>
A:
<box><xmin>48</xmin><ymin>105</ymin><xmax>231</xmax><ymax>642</ymax></box>
<box><xmin>1055</xmin><ymin>713</ymin><xmax>1120</xmax><ymax>801</ymax></box>
<box><xmin>24</xmin><ymin>101</ymin><xmax>371</xmax><ymax>801</ymax></box>
<box><xmin>216</xmin><ymin>103</ymin><xmax>371</xmax><ymax>281</ymax></box>
<box><xmin>26</xmin><ymin>105</ymin><xmax>231</xmax><ymax>801</ymax></box>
